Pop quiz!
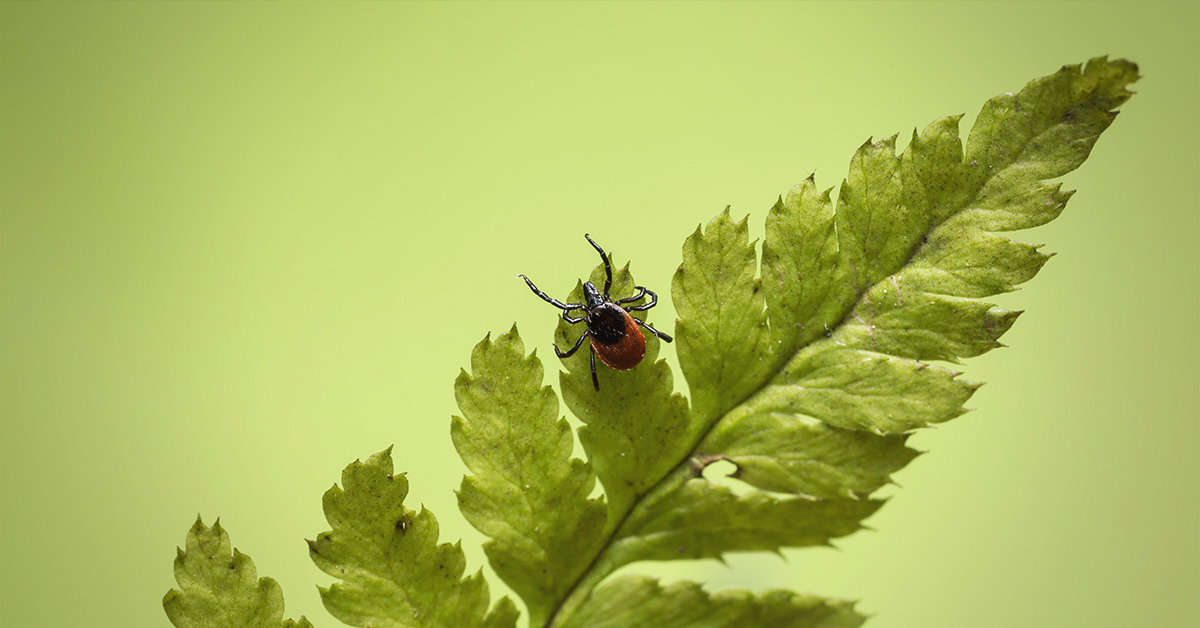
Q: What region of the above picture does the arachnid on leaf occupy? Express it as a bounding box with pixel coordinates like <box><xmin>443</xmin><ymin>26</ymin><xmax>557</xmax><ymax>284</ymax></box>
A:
<box><xmin>520</xmin><ymin>234</ymin><xmax>674</xmax><ymax>391</ymax></box>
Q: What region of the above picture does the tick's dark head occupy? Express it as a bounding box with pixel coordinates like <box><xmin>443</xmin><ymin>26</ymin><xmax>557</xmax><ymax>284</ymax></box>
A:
<box><xmin>582</xmin><ymin>281</ymin><xmax>604</xmax><ymax>308</ymax></box>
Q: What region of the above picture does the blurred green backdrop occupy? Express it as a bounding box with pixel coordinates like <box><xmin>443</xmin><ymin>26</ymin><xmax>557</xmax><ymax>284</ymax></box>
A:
<box><xmin>2</xmin><ymin>2</ymin><xmax>1196</xmax><ymax>627</ymax></box>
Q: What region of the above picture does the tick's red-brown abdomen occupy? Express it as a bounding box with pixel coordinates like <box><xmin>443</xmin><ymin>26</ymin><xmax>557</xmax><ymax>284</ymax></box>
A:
<box><xmin>592</xmin><ymin>310</ymin><xmax>645</xmax><ymax>370</ymax></box>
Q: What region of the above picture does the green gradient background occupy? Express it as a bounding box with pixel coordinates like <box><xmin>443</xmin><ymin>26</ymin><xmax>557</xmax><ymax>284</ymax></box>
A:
<box><xmin>2</xmin><ymin>2</ymin><xmax>1196</xmax><ymax>627</ymax></box>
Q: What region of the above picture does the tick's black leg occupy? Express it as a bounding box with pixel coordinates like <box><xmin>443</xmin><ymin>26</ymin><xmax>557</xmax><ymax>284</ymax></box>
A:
<box><xmin>584</xmin><ymin>234</ymin><xmax>613</xmax><ymax>298</ymax></box>
<box><xmin>562</xmin><ymin>309</ymin><xmax>585</xmax><ymax>324</ymax></box>
<box><xmin>519</xmin><ymin>274</ymin><xmax>577</xmax><ymax>310</ymax></box>
<box><xmin>615</xmin><ymin>286</ymin><xmax>649</xmax><ymax>305</ymax></box>
<box><xmin>632</xmin><ymin>316</ymin><xmax>673</xmax><ymax>343</ymax></box>
<box><xmin>623</xmin><ymin>287</ymin><xmax>658</xmax><ymax>311</ymax></box>
<box><xmin>590</xmin><ymin>345</ymin><xmax>599</xmax><ymax>391</ymax></box>
<box><xmin>555</xmin><ymin>328</ymin><xmax>589</xmax><ymax>358</ymax></box>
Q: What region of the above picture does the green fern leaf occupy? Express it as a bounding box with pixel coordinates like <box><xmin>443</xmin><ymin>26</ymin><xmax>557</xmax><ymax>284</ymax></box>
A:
<box><xmin>458</xmin><ymin>58</ymin><xmax>1137</xmax><ymax>628</ymax></box>
<box><xmin>164</xmin><ymin>57</ymin><xmax>1138</xmax><ymax>628</ymax></box>
<box><xmin>453</xmin><ymin>328</ymin><xmax>608</xmax><ymax>628</ymax></box>
<box><xmin>673</xmin><ymin>210</ymin><xmax>774</xmax><ymax>421</ymax></box>
<box><xmin>608</xmin><ymin>483</ymin><xmax>883</xmax><ymax>564</ymax></box>
<box><xmin>308</xmin><ymin>449</ymin><xmax>518</xmax><ymax>628</ymax></box>
<box><xmin>690</xmin><ymin>59</ymin><xmax>1138</xmax><ymax>469</ymax></box>
<box><xmin>702</xmin><ymin>412</ymin><xmax>918</xmax><ymax>499</ymax></box>
<box><xmin>163</xmin><ymin>517</ymin><xmax>313</xmax><ymax>628</ymax></box>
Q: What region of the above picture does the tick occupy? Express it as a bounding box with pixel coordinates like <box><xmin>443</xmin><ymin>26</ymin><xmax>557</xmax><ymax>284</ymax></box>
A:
<box><xmin>519</xmin><ymin>234</ymin><xmax>673</xmax><ymax>391</ymax></box>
